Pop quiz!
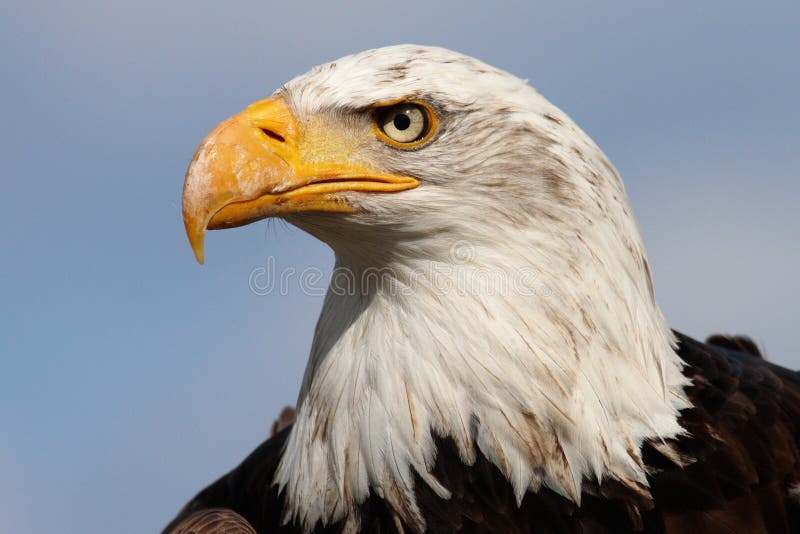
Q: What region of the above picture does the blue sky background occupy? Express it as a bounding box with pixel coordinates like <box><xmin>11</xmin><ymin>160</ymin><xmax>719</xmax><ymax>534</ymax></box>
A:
<box><xmin>1</xmin><ymin>2</ymin><xmax>798</xmax><ymax>532</ymax></box>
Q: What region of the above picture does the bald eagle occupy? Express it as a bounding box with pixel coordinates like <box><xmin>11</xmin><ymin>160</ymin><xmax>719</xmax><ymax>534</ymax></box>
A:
<box><xmin>166</xmin><ymin>46</ymin><xmax>800</xmax><ymax>533</ymax></box>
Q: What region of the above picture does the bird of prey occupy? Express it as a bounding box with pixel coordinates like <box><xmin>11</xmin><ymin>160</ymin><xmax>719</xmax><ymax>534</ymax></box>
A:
<box><xmin>166</xmin><ymin>45</ymin><xmax>800</xmax><ymax>533</ymax></box>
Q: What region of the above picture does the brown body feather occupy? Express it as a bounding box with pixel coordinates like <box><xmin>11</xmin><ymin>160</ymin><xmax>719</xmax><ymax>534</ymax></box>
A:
<box><xmin>165</xmin><ymin>333</ymin><xmax>800</xmax><ymax>533</ymax></box>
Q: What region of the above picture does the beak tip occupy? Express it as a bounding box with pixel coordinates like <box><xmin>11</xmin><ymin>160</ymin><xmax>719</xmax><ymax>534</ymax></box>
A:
<box><xmin>185</xmin><ymin>216</ymin><xmax>208</xmax><ymax>265</ymax></box>
<box><xmin>189</xmin><ymin>235</ymin><xmax>206</xmax><ymax>265</ymax></box>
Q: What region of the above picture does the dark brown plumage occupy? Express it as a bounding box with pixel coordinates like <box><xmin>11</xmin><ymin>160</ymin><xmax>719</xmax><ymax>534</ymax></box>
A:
<box><xmin>165</xmin><ymin>333</ymin><xmax>800</xmax><ymax>533</ymax></box>
<box><xmin>706</xmin><ymin>334</ymin><xmax>764</xmax><ymax>359</ymax></box>
<box><xmin>268</xmin><ymin>406</ymin><xmax>296</xmax><ymax>439</ymax></box>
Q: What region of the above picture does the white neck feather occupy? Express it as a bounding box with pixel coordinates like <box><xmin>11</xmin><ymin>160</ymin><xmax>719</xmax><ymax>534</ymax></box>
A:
<box><xmin>275</xmin><ymin>199</ymin><xmax>690</xmax><ymax>532</ymax></box>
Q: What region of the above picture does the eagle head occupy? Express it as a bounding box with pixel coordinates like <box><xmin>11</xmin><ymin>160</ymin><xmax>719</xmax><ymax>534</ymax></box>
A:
<box><xmin>185</xmin><ymin>45</ymin><xmax>608</xmax><ymax>268</ymax></box>
<box><xmin>181</xmin><ymin>45</ymin><xmax>689</xmax><ymax>532</ymax></box>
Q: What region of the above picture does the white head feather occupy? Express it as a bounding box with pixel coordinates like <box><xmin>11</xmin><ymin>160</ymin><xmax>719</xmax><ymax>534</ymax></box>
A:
<box><xmin>271</xmin><ymin>45</ymin><xmax>690</xmax><ymax>532</ymax></box>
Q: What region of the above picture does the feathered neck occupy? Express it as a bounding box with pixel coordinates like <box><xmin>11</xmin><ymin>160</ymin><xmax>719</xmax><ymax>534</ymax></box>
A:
<box><xmin>274</xmin><ymin>204</ymin><xmax>690</xmax><ymax>532</ymax></box>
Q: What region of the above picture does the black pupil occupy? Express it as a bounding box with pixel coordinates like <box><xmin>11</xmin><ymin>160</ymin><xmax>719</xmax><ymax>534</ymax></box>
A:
<box><xmin>393</xmin><ymin>113</ymin><xmax>411</xmax><ymax>131</ymax></box>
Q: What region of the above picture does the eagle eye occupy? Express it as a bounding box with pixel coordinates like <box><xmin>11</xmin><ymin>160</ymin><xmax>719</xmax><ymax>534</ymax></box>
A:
<box><xmin>374</xmin><ymin>102</ymin><xmax>436</xmax><ymax>148</ymax></box>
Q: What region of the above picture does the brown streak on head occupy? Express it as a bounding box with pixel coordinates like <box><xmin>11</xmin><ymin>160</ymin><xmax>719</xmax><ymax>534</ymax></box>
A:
<box><xmin>543</xmin><ymin>113</ymin><xmax>564</xmax><ymax>125</ymax></box>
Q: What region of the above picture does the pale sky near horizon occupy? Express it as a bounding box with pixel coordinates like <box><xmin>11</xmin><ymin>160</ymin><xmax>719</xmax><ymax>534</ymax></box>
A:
<box><xmin>1</xmin><ymin>2</ymin><xmax>798</xmax><ymax>533</ymax></box>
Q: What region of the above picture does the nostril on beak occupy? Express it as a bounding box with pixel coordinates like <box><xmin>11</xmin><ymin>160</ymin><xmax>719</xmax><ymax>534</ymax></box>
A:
<box><xmin>260</xmin><ymin>128</ymin><xmax>286</xmax><ymax>143</ymax></box>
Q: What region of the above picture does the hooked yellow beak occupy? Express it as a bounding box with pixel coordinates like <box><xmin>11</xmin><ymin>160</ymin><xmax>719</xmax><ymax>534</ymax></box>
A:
<box><xmin>182</xmin><ymin>96</ymin><xmax>419</xmax><ymax>263</ymax></box>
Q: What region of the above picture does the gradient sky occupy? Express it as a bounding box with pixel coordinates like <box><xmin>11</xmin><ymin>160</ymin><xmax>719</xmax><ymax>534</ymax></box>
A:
<box><xmin>1</xmin><ymin>2</ymin><xmax>798</xmax><ymax>533</ymax></box>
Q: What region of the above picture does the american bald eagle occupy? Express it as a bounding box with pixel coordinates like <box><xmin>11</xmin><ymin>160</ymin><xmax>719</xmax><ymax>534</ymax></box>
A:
<box><xmin>166</xmin><ymin>46</ymin><xmax>800</xmax><ymax>533</ymax></box>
